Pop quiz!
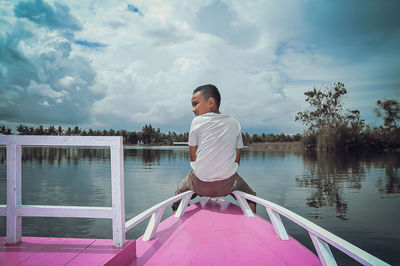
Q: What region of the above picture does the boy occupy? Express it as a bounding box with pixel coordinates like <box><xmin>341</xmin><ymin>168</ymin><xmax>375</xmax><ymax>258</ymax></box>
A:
<box><xmin>172</xmin><ymin>84</ymin><xmax>256</xmax><ymax>213</ymax></box>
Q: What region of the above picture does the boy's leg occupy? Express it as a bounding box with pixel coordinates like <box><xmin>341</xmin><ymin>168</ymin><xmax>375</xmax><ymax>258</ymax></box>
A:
<box><xmin>171</xmin><ymin>170</ymin><xmax>197</xmax><ymax>212</ymax></box>
<box><xmin>232</xmin><ymin>173</ymin><xmax>257</xmax><ymax>213</ymax></box>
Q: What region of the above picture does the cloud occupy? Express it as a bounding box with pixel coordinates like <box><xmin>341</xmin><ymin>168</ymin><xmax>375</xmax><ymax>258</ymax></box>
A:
<box><xmin>0</xmin><ymin>0</ymin><xmax>99</xmax><ymax>126</ymax></box>
<box><xmin>194</xmin><ymin>1</ymin><xmax>259</xmax><ymax>49</ymax></box>
<box><xmin>14</xmin><ymin>0</ymin><xmax>81</xmax><ymax>31</ymax></box>
<box><xmin>27</xmin><ymin>80</ymin><xmax>68</xmax><ymax>99</ymax></box>
<box><xmin>1</xmin><ymin>0</ymin><xmax>399</xmax><ymax>134</ymax></box>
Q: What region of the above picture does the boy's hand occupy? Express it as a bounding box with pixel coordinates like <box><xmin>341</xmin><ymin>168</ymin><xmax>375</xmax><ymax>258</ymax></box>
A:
<box><xmin>235</xmin><ymin>148</ymin><xmax>241</xmax><ymax>165</ymax></box>
<box><xmin>189</xmin><ymin>146</ymin><xmax>197</xmax><ymax>162</ymax></box>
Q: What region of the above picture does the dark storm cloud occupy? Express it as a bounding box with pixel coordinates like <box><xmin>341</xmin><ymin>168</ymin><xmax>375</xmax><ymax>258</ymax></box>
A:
<box><xmin>300</xmin><ymin>0</ymin><xmax>400</xmax><ymax>58</ymax></box>
<box><xmin>0</xmin><ymin>1</ymin><xmax>100</xmax><ymax>126</ymax></box>
<box><xmin>14</xmin><ymin>0</ymin><xmax>82</xmax><ymax>31</ymax></box>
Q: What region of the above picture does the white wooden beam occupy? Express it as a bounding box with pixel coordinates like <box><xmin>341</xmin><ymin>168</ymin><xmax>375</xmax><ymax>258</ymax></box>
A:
<box><xmin>16</xmin><ymin>205</ymin><xmax>112</xmax><ymax>218</ymax></box>
<box><xmin>125</xmin><ymin>190</ymin><xmax>194</xmax><ymax>232</ymax></box>
<box><xmin>142</xmin><ymin>208</ymin><xmax>165</xmax><ymax>241</ymax></box>
<box><xmin>266</xmin><ymin>207</ymin><xmax>289</xmax><ymax>240</ymax></box>
<box><xmin>310</xmin><ymin>233</ymin><xmax>337</xmax><ymax>266</ymax></box>
<box><xmin>6</xmin><ymin>144</ymin><xmax>22</xmax><ymax>244</ymax></box>
<box><xmin>174</xmin><ymin>193</ymin><xmax>191</xmax><ymax>218</ymax></box>
<box><xmin>110</xmin><ymin>139</ymin><xmax>126</xmax><ymax>247</ymax></box>
<box><xmin>232</xmin><ymin>191</ymin><xmax>254</xmax><ymax>217</ymax></box>
<box><xmin>0</xmin><ymin>205</ymin><xmax>6</xmax><ymax>216</ymax></box>
<box><xmin>0</xmin><ymin>136</ymin><xmax>120</xmax><ymax>147</ymax></box>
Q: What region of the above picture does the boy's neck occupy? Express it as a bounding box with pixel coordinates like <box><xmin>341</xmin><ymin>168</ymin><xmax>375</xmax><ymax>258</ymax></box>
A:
<box><xmin>208</xmin><ymin>109</ymin><xmax>220</xmax><ymax>114</ymax></box>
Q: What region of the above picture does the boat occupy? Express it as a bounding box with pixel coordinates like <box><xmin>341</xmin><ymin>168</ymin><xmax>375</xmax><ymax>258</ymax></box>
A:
<box><xmin>0</xmin><ymin>136</ymin><xmax>390</xmax><ymax>265</ymax></box>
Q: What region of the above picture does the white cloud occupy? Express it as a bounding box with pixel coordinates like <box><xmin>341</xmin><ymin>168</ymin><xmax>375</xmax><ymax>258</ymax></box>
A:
<box><xmin>59</xmin><ymin>76</ymin><xmax>75</xmax><ymax>88</ymax></box>
<box><xmin>39</xmin><ymin>101</ymin><xmax>50</xmax><ymax>106</ymax></box>
<box><xmin>27</xmin><ymin>80</ymin><xmax>68</xmax><ymax>99</ymax></box>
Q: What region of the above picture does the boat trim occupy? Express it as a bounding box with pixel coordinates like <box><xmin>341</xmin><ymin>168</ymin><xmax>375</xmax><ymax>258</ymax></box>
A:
<box><xmin>125</xmin><ymin>190</ymin><xmax>194</xmax><ymax>241</ymax></box>
<box><xmin>232</xmin><ymin>190</ymin><xmax>389</xmax><ymax>266</ymax></box>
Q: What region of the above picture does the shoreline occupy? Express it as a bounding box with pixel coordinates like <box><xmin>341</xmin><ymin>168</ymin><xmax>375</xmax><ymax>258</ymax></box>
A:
<box><xmin>245</xmin><ymin>142</ymin><xmax>304</xmax><ymax>151</ymax></box>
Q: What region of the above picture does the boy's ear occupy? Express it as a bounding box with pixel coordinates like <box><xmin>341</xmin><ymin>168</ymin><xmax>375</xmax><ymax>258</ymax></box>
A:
<box><xmin>208</xmin><ymin>97</ymin><xmax>215</xmax><ymax>107</ymax></box>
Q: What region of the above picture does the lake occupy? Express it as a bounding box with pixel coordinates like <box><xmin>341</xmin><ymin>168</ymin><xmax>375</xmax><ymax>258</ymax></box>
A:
<box><xmin>0</xmin><ymin>146</ymin><xmax>399</xmax><ymax>265</ymax></box>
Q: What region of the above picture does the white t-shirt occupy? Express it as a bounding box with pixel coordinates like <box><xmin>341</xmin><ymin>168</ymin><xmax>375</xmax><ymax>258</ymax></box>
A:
<box><xmin>188</xmin><ymin>112</ymin><xmax>244</xmax><ymax>182</ymax></box>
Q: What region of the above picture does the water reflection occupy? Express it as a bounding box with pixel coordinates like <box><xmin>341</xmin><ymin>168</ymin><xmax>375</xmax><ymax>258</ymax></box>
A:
<box><xmin>0</xmin><ymin>146</ymin><xmax>110</xmax><ymax>165</ymax></box>
<box><xmin>0</xmin><ymin>146</ymin><xmax>190</xmax><ymax>166</ymax></box>
<box><xmin>297</xmin><ymin>151</ymin><xmax>400</xmax><ymax>220</ymax></box>
<box><xmin>241</xmin><ymin>148</ymin><xmax>301</xmax><ymax>161</ymax></box>
<box><xmin>124</xmin><ymin>146</ymin><xmax>188</xmax><ymax>165</ymax></box>
<box><xmin>0</xmin><ymin>146</ymin><xmax>112</xmax><ymax>207</ymax></box>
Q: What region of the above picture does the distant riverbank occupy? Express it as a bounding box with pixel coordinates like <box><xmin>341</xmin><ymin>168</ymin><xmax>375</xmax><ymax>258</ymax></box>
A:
<box><xmin>247</xmin><ymin>141</ymin><xmax>303</xmax><ymax>150</ymax></box>
<box><xmin>123</xmin><ymin>142</ymin><xmax>304</xmax><ymax>150</ymax></box>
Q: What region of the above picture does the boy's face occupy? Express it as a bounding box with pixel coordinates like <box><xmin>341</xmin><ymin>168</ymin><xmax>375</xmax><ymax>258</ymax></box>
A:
<box><xmin>191</xmin><ymin>91</ymin><xmax>212</xmax><ymax>116</ymax></box>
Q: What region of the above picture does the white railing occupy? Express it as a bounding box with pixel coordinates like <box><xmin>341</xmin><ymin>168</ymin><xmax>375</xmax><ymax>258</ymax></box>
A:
<box><xmin>0</xmin><ymin>136</ymin><xmax>126</xmax><ymax>247</ymax></box>
<box><xmin>232</xmin><ymin>191</ymin><xmax>389</xmax><ymax>266</ymax></box>
<box><xmin>125</xmin><ymin>190</ymin><xmax>194</xmax><ymax>241</ymax></box>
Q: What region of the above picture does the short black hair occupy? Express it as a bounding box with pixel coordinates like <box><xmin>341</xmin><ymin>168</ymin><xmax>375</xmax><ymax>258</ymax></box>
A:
<box><xmin>193</xmin><ymin>84</ymin><xmax>221</xmax><ymax>108</ymax></box>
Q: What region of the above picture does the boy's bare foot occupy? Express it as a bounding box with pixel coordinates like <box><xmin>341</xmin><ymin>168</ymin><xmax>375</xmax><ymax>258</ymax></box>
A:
<box><xmin>249</xmin><ymin>202</ymin><xmax>256</xmax><ymax>214</ymax></box>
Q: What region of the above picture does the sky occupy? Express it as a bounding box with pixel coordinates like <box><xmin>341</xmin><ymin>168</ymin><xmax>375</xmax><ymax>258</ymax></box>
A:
<box><xmin>0</xmin><ymin>0</ymin><xmax>399</xmax><ymax>134</ymax></box>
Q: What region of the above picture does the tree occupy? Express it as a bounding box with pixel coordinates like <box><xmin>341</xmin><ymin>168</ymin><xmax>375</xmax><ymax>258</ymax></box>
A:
<box><xmin>73</xmin><ymin>126</ymin><xmax>81</xmax><ymax>135</ymax></box>
<box><xmin>141</xmin><ymin>124</ymin><xmax>156</xmax><ymax>144</ymax></box>
<box><xmin>127</xmin><ymin>131</ymin><xmax>138</xmax><ymax>144</ymax></box>
<box><xmin>34</xmin><ymin>125</ymin><xmax>45</xmax><ymax>135</ymax></box>
<box><xmin>0</xmin><ymin>125</ymin><xmax>12</xmax><ymax>135</ymax></box>
<box><xmin>17</xmin><ymin>124</ymin><xmax>26</xmax><ymax>135</ymax></box>
<box><xmin>296</xmin><ymin>82</ymin><xmax>349</xmax><ymax>132</ymax></box>
<box><xmin>295</xmin><ymin>82</ymin><xmax>364</xmax><ymax>150</ymax></box>
<box><xmin>374</xmin><ymin>99</ymin><xmax>400</xmax><ymax>129</ymax></box>
<box><xmin>65</xmin><ymin>127</ymin><xmax>72</xmax><ymax>136</ymax></box>
<box><xmin>47</xmin><ymin>125</ymin><xmax>57</xmax><ymax>135</ymax></box>
<box><xmin>57</xmin><ymin>126</ymin><xmax>63</xmax><ymax>135</ymax></box>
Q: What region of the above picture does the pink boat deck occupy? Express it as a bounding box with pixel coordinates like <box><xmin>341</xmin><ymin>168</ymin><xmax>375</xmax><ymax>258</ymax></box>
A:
<box><xmin>0</xmin><ymin>236</ymin><xmax>136</xmax><ymax>265</ymax></box>
<box><xmin>132</xmin><ymin>199</ymin><xmax>321</xmax><ymax>265</ymax></box>
<box><xmin>1</xmin><ymin>199</ymin><xmax>321</xmax><ymax>265</ymax></box>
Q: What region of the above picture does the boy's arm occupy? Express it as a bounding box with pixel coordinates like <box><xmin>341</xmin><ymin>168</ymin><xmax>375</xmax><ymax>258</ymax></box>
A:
<box><xmin>235</xmin><ymin>148</ymin><xmax>241</xmax><ymax>165</ymax></box>
<box><xmin>189</xmin><ymin>145</ymin><xmax>197</xmax><ymax>162</ymax></box>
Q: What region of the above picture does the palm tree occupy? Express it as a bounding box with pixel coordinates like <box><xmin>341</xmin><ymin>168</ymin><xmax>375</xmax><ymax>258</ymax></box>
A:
<box><xmin>17</xmin><ymin>124</ymin><xmax>26</xmax><ymax>135</ymax></box>
<box><xmin>57</xmin><ymin>126</ymin><xmax>63</xmax><ymax>135</ymax></box>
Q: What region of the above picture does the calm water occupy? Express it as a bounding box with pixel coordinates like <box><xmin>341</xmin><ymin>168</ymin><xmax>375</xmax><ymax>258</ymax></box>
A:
<box><xmin>0</xmin><ymin>146</ymin><xmax>399</xmax><ymax>265</ymax></box>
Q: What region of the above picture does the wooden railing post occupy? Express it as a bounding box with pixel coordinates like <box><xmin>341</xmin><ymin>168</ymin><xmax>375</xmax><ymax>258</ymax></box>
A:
<box><xmin>266</xmin><ymin>207</ymin><xmax>289</xmax><ymax>240</ymax></box>
<box><xmin>110</xmin><ymin>139</ymin><xmax>126</xmax><ymax>247</ymax></box>
<box><xmin>309</xmin><ymin>233</ymin><xmax>337</xmax><ymax>266</ymax></box>
<box><xmin>174</xmin><ymin>193</ymin><xmax>192</xmax><ymax>218</ymax></box>
<box><xmin>143</xmin><ymin>208</ymin><xmax>165</xmax><ymax>241</ymax></box>
<box><xmin>6</xmin><ymin>144</ymin><xmax>22</xmax><ymax>244</ymax></box>
<box><xmin>232</xmin><ymin>191</ymin><xmax>254</xmax><ymax>217</ymax></box>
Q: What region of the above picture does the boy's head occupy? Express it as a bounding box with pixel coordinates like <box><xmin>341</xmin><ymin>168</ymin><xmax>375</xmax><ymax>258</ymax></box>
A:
<box><xmin>191</xmin><ymin>84</ymin><xmax>221</xmax><ymax>116</ymax></box>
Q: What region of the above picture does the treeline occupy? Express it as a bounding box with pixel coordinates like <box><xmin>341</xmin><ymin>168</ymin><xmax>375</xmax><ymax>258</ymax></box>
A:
<box><xmin>295</xmin><ymin>82</ymin><xmax>400</xmax><ymax>151</ymax></box>
<box><xmin>0</xmin><ymin>124</ymin><xmax>300</xmax><ymax>146</ymax></box>
<box><xmin>242</xmin><ymin>132</ymin><xmax>301</xmax><ymax>145</ymax></box>
<box><xmin>0</xmin><ymin>124</ymin><xmax>187</xmax><ymax>145</ymax></box>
